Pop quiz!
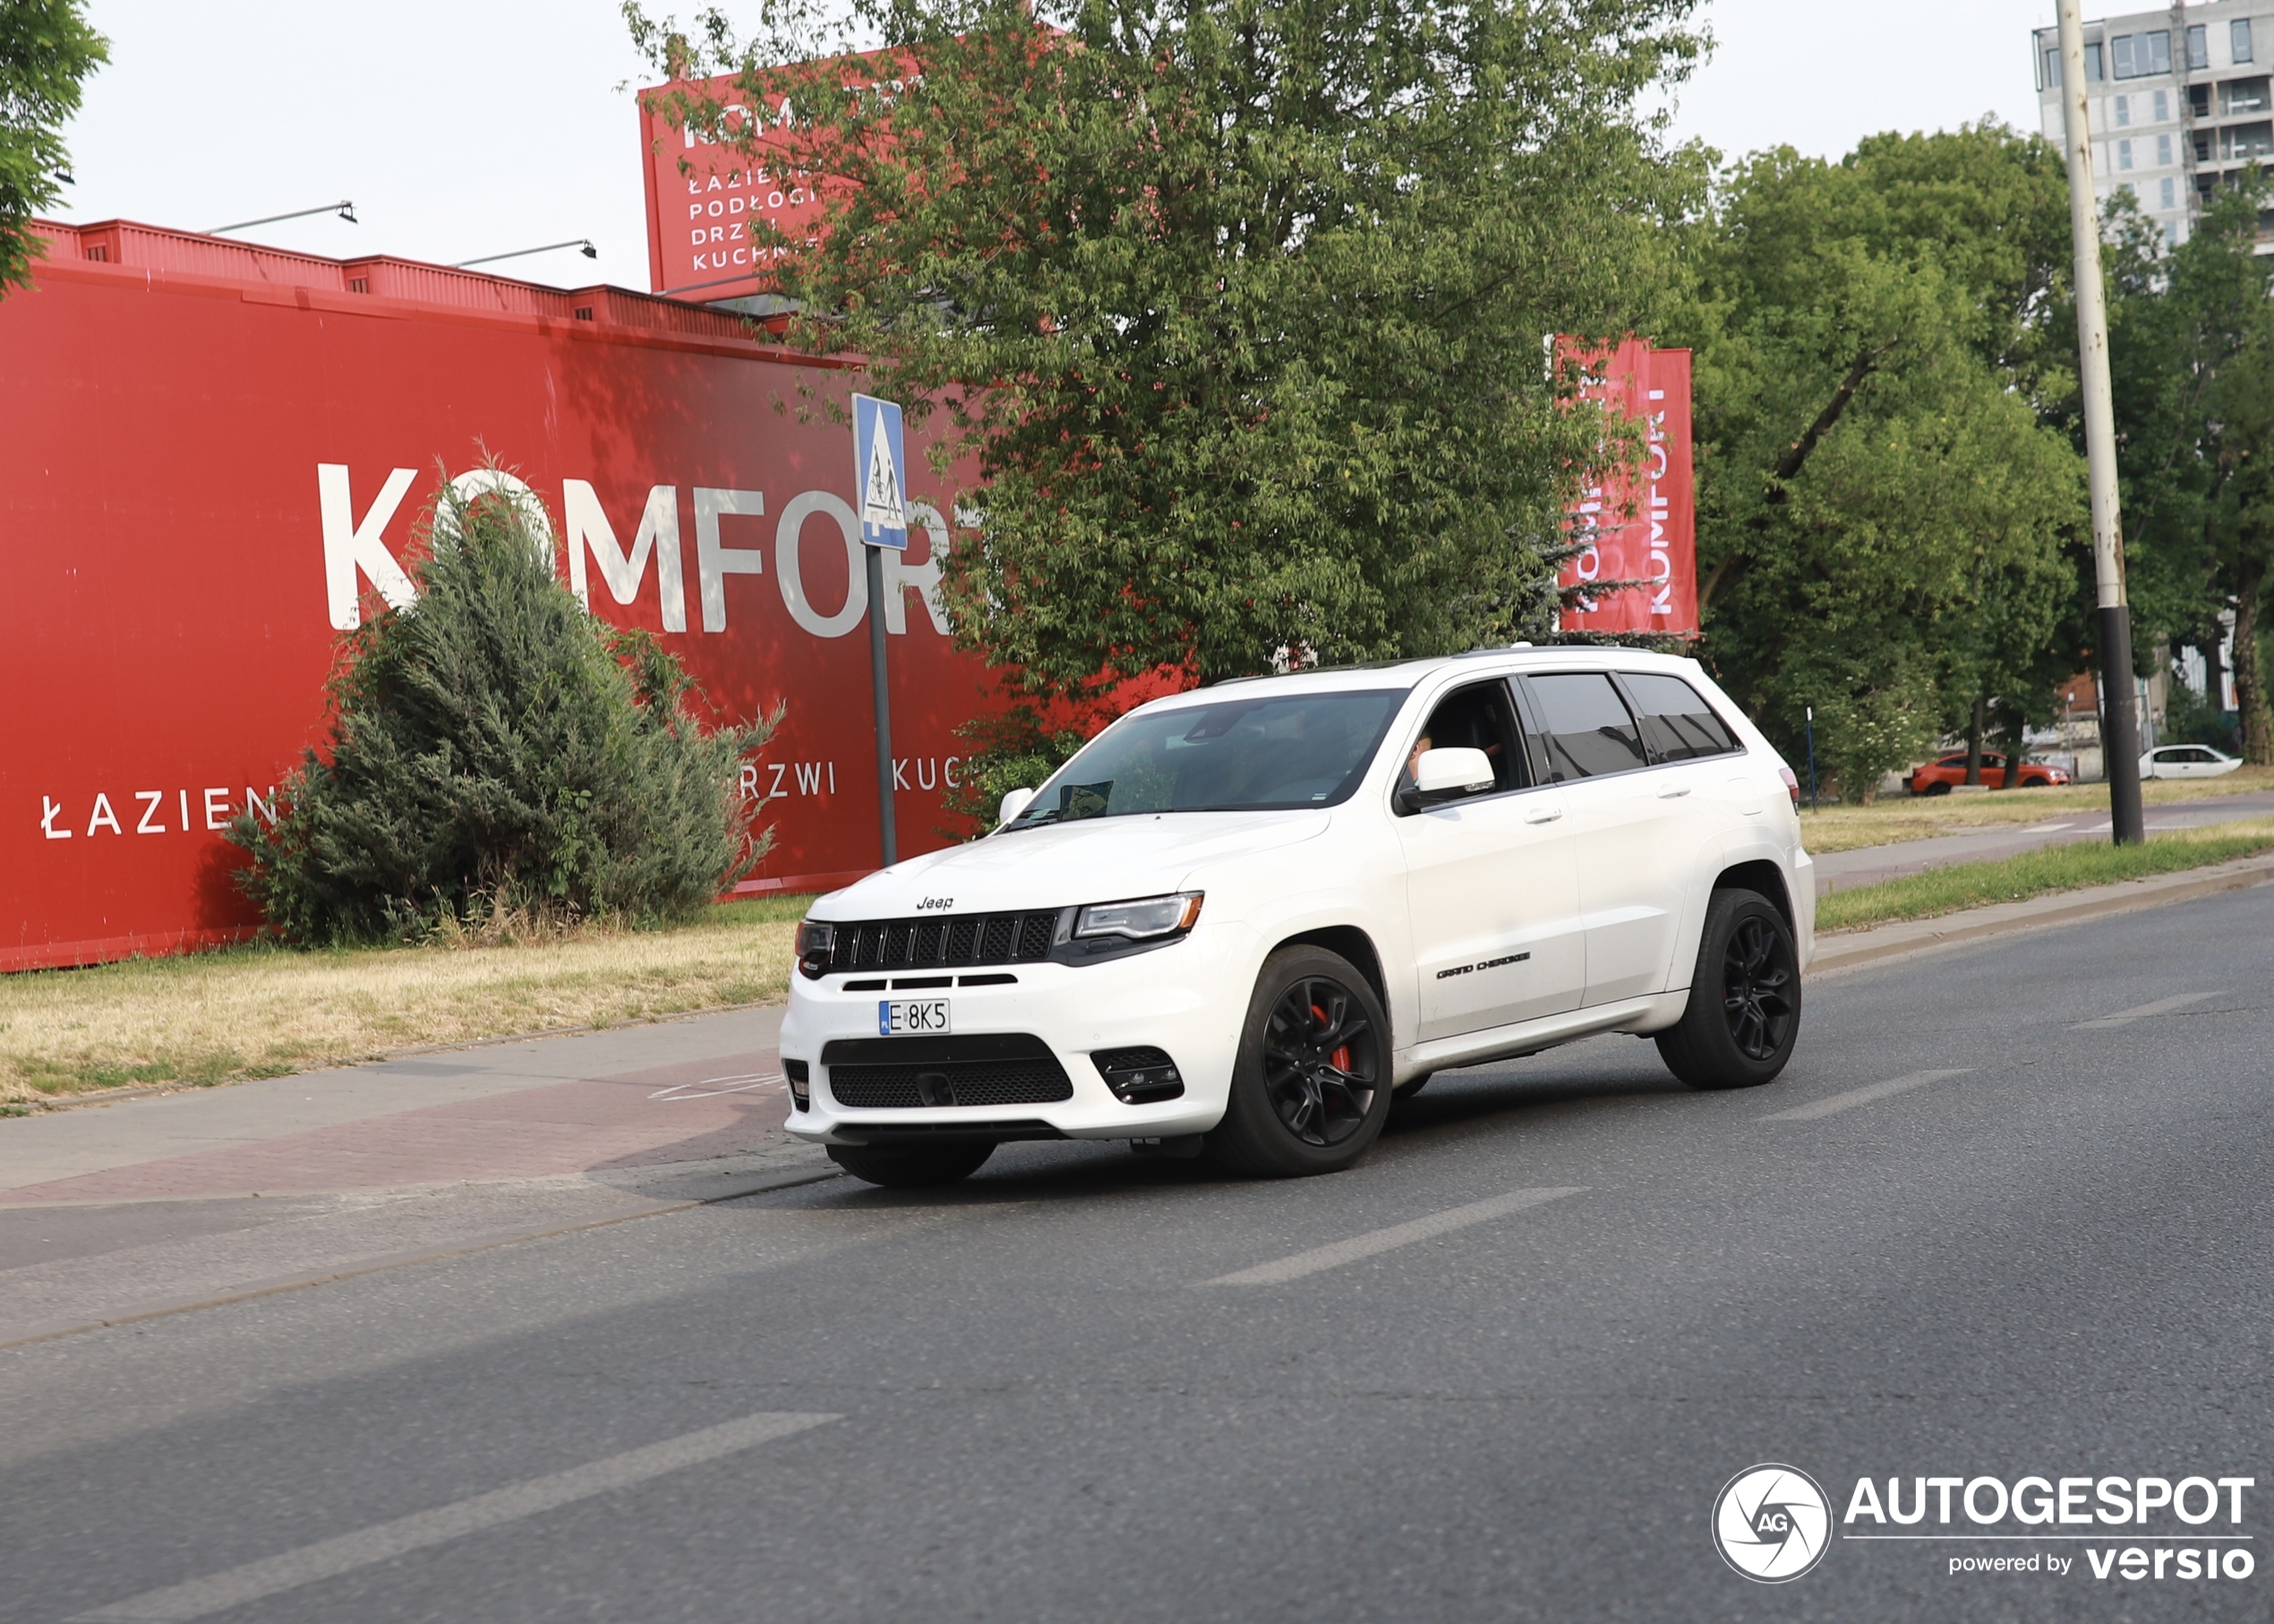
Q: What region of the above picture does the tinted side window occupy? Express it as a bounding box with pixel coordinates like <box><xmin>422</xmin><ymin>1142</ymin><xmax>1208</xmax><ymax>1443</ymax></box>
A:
<box><xmin>1523</xmin><ymin>672</ymin><xmax>1647</xmax><ymax>780</ymax></box>
<box><xmin>1401</xmin><ymin>679</ymin><xmax>1529</xmax><ymax>799</ymax></box>
<box><xmin>1621</xmin><ymin>673</ymin><xmax>1740</xmax><ymax>763</ymax></box>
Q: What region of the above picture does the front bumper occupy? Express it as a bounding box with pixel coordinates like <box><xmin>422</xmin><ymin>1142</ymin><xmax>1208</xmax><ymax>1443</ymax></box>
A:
<box><xmin>779</xmin><ymin>922</ymin><xmax>1252</xmax><ymax>1145</ymax></box>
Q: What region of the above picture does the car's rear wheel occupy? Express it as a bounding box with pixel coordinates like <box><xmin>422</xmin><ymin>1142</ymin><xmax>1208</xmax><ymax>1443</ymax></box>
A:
<box><xmin>1207</xmin><ymin>946</ymin><xmax>1392</xmax><ymax>1177</ymax></box>
<box><xmin>826</xmin><ymin>1141</ymin><xmax>995</xmax><ymax>1187</ymax></box>
<box><xmin>1655</xmin><ymin>888</ymin><xmax>1801</xmax><ymax>1090</ymax></box>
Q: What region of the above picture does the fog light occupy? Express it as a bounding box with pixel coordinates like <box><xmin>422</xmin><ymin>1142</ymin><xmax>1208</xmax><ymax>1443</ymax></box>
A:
<box><xmin>784</xmin><ymin>1058</ymin><xmax>810</xmax><ymax>1111</ymax></box>
<box><xmin>1093</xmin><ymin>1047</ymin><xmax>1184</xmax><ymax>1105</ymax></box>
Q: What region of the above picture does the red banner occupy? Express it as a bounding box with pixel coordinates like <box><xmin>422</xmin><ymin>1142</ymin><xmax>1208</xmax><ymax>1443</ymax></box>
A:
<box><xmin>1558</xmin><ymin>340</ymin><xmax>1697</xmax><ymax>637</ymax></box>
<box><xmin>2</xmin><ymin>223</ymin><xmax>1001</xmax><ymax>970</ymax></box>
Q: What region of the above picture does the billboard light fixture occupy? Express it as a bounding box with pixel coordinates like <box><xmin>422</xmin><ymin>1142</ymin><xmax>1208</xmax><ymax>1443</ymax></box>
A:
<box><xmin>209</xmin><ymin>201</ymin><xmax>357</xmax><ymax>235</ymax></box>
<box><xmin>455</xmin><ymin>239</ymin><xmax>598</xmax><ymax>269</ymax></box>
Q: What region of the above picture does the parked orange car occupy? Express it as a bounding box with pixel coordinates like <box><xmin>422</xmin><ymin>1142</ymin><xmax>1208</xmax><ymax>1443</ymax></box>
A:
<box><xmin>1906</xmin><ymin>751</ymin><xmax>2072</xmax><ymax>793</ymax></box>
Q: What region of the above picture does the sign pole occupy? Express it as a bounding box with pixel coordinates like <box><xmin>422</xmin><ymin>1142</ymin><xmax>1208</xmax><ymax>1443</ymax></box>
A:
<box><xmin>2056</xmin><ymin>0</ymin><xmax>2147</xmax><ymax>845</ymax></box>
<box><xmin>865</xmin><ymin>543</ymin><xmax>897</xmax><ymax>867</ymax></box>
<box><xmin>1805</xmin><ymin>705</ymin><xmax>1818</xmax><ymax>813</ymax></box>
<box><xmin>853</xmin><ymin>393</ymin><xmax>912</xmax><ymax>868</ymax></box>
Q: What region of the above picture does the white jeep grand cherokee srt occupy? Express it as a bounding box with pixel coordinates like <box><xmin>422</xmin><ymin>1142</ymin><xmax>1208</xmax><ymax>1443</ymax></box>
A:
<box><xmin>780</xmin><ymin>648</ymin><xmax>1813</xmax><ymax>1186</ymax></box>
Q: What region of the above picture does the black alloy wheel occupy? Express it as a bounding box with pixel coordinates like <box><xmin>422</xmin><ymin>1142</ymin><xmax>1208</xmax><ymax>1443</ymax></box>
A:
<box><xmin>1261</xmin><ymin>977</ymin><xmax>1381</xmax><ymax>1147</ymax></box>
<box><xmin>1209</xmin><ymin>946</ymin><xmax>1393</xmax><ymax>1176</ymax></box>
<box><xmin>1720</xmin><ymin>910</ymin><xmax>1796</xmax><ymax>1063</ymax></box>
<box><xmin>1655</xmin><ymin>887</ymin><xmax>1802</xmax><ymax>1090</ymax></box>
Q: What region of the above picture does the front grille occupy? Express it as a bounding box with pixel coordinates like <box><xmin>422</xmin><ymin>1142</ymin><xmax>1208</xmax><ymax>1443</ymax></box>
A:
<box><xmin>823</xmin><ymin>909</ymin><xmax>1066</xmax><ymax>975</ymax></box>
<box><xmin>821</xmin><ymin>1034</ymin><xmax>1075</xmax><ymax>1110</ymax></box>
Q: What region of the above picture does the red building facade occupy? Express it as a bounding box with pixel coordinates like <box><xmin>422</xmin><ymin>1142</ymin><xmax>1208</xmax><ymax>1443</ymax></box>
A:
<box><xmin>2</xmin><ymin>222</ymin><xmax>994</xmax><ymax>970</ymax></box>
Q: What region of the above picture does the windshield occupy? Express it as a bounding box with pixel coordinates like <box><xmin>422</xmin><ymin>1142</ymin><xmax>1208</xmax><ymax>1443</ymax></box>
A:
<box><xmin>1006</xmin><ymin>688</ymin><xmax>1406</xmax><ymax>827</ymax></box>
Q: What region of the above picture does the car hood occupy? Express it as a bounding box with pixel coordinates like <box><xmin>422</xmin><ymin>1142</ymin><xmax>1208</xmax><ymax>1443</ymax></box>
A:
<box><xmin>813</xmin><ymin>810</ymin><xmax>1333</xmax><ymax>919</ymax></box>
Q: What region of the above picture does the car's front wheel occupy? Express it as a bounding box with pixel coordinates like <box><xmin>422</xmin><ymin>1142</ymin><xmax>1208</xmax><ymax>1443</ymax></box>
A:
<box><xmin>1655</xmin><ymin>888</ymin><xmax>1801</xmax><ymax>1090</ymax></box>
<box><xmin>1208</xmin><ymin>946</ymin><xmax>1392</xmax><ymax>1176</ymax></box>
<box><xmin>826</xmin><ymin>1141</ymin><xmax>995</xmax><ymax>1187</ymax></box>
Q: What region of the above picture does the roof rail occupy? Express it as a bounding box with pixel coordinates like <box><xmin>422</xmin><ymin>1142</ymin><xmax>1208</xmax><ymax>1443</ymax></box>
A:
<box><xmin>1208</xmin><ymin>655</ymin><xmax>1432</xmax><ymax>686</ymax></box>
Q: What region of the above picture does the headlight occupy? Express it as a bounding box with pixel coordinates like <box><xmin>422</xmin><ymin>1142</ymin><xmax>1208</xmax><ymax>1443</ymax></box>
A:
<box><xmin>1074</xmin><ymin>892</ymin><xmax>1204</xmax><ymax>940</ymax></box>
<box><xmin>794</xmin><ymin>919</ymin><xmax>835</xmax><ymax>979</ymax></box>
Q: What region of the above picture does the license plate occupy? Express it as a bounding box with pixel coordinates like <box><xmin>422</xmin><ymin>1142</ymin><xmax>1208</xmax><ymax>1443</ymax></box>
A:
<box><xmin>878</xmin><ymin>998</ymin><xmax>952</xmax><ymax>1036</ymax></box>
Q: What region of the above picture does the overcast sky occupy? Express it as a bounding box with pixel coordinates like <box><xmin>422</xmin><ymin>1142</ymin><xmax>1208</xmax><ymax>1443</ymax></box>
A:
<box><xmin>55</xmin><ymin>0</ymin><xmax>2056</xmax><ymax>291</ymax></box>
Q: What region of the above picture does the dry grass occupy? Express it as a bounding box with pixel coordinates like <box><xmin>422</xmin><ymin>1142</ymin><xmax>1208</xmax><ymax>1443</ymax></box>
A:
<box><xmin>1798</xmin><ymin>765</ymin><xmax>2274</xmax><ymax>854</ymax></box>
<box><xmin>0</xmin><ymin>897</ymin><xmax>808</xmax><ymax>1109</ymax></box>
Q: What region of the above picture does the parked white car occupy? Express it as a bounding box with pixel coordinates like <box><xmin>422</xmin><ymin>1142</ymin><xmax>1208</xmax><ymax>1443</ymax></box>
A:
<box><xmin>2139</xmin><ymin>744</ymin><xmax>2242</xmax><ymax>780</ymax></box>
<box><xmin>780</xmin><ymin>649</ymin><xmax>1814</xmax><ymax>1186</ymax></box>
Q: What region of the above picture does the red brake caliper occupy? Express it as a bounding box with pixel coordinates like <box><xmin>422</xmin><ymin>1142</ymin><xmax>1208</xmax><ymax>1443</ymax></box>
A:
<box><xmin>1312</xmin><ymin>1003</ymin><xmax>1350</xmax><ymax>1073</ymax></box>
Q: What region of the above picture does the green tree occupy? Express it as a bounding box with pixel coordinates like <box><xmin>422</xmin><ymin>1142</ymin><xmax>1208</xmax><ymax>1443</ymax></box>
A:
<box><xmin>2201</xmin><ymin>293</ymin><xmax>2274</xmax><ymax>764</ymax></box>
<box><xmin>230</xmin><ymin>474</ymin><xmax>777</xmax><ymax>943</ymax></box>
<box><xmin>0</xmin><ymin>0</ymin><xmax>107</xmax><ymax>294</ymax></box>
<box><xmin>632</xmin><ymin>0</ymin><xmax>1704</xmax><ymax>703</ymax></box>
<box><xmin>1675</xmin><ymin>127</ymin><xmax>2087</xmax><ymax>800</ymax></box>
<box><xmin>2106</xmin><ymin>176</ymin><xmax>2274</xmax><ymax>764</ymax></box>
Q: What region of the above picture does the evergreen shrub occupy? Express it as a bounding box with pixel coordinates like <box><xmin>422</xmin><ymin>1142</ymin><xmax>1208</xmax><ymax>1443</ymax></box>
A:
<box><xmin>230</xmin><ymin>474</ymin><xmax>775</xmax><ymax>942</ymax></box>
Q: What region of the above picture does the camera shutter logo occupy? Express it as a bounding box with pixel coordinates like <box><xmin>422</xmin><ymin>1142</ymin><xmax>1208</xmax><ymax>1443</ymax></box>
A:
<box><xmin>1713</xmin><ymin>1464</ymin><xmax>1832</xmax><ymax>1583</ymax></box>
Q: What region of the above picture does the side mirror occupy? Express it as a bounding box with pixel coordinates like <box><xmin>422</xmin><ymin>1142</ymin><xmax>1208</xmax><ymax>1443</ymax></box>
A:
<box><xmin>998</xmin><ymin>787</ymin><xmax>1036</xmax><ymax>825</ymax></box>
<box><xmin>1414</xmin><ymin>747</ymin><xmax>1493</xmax><ymax>795</ymax></box>
<box><xmin>1397</xmin><ymin>747</ymin><xmax>1496</xmax><ymax>814</ymax></box>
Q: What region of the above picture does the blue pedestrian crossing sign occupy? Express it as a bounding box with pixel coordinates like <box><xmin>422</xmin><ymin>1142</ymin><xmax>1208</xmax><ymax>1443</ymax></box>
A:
<box><xmin>852</xmin><ymin>393</ymin><xmax>910</xmax><ymax>549</ymax></box>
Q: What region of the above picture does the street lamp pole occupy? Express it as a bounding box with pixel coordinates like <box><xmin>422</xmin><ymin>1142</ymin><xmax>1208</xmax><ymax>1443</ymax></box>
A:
<box><xmin>2056</xmin><ymin>0</ymin><xmax>2147</xmax><ymax>844</ymax></box>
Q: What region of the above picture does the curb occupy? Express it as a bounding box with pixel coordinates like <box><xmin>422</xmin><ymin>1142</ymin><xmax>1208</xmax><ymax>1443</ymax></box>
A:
<box><xmin>1811</xmin><ymin>851</ymin><xmax>2274</xmax><ymax>975</ymax></box>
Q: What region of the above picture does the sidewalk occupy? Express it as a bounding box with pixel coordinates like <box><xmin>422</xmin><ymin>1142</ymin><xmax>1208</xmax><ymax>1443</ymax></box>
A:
<box><xmin>0</xmin><ymin>1006</ymin><xmax>834</xmax><ymax>1347</ymax></box>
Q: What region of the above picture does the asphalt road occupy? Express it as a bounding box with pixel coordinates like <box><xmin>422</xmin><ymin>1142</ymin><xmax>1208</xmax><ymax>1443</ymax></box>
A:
<box><xmin>5</xmin><ymin>889</ymin><xmax>2271</xmax><ymax>1622</ymax></box>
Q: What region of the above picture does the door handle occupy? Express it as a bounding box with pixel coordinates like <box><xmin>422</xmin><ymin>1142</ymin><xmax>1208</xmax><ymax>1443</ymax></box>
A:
<box><xmin>1524</xmin><ymin>804</ymin><xmax>1563</xmax><ymax>824</ymax></box>
<box><xmin>1656</xmin><ymin>785</ymin><xmax>1692</xmax><ymax>799</ymax></box>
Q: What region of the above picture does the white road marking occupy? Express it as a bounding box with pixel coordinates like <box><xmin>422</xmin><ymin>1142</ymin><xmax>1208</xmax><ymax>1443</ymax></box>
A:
<box><xmin>1201</xmin><ymin>1188</ymin><xmax>1586</xmax><ymax>1286</ymax></box>
<box><xmin>649</xmin><ymin>1073</ymin><xmax>784</xmax><ymax>1101</ymax></box>
<box><xmin>2073</xmin><ymin>990</ymin><xmax>2226</xmax><ymax>1030</ymax></box>
<box><xmin>68</xmin><ymin>1412</ymin><xmax>841</xmax><ymax>1622</ymax></box>
<box><xmin>2022</xmin><ymin>822</ymin><xmax>2074</xmax><ymax>833</ymax></box>
<box><xmin>1761</xmin><ymin>1069</ymin><xmax>1973</xmax><ymax>1122</ymax></box>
